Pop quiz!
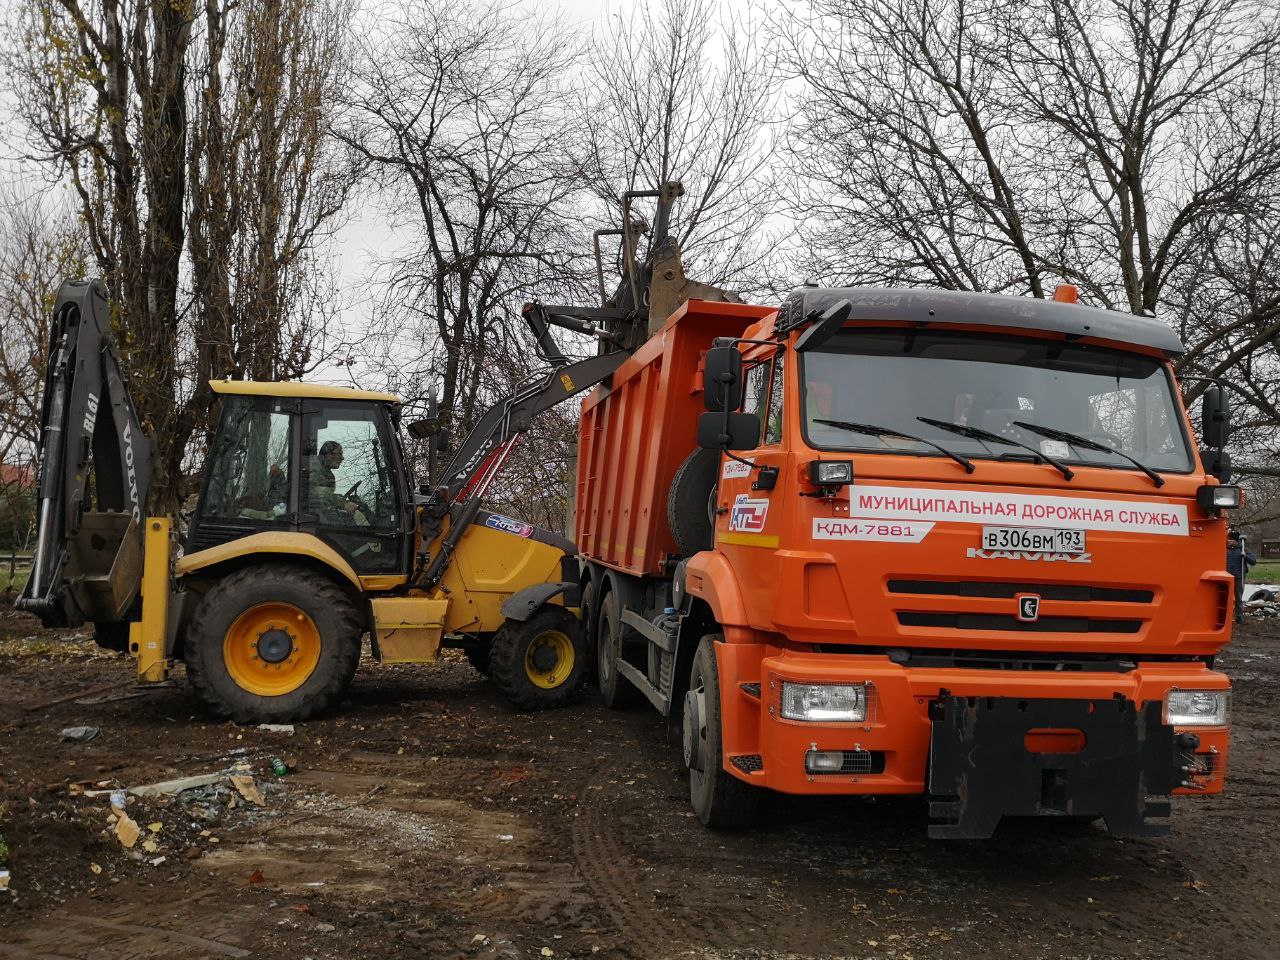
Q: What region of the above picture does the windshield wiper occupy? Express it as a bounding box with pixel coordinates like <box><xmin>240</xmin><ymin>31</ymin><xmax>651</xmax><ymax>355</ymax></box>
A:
<box><xmin>1012</xmin><ymin>421</ymin><xmax>1164</xmax><ymax>487</ymax></box>
<box><xmin>916</xmin><ymin>416</ymin><xmax>1075</xmax><ymax>481</ymax></box>
<box><xmin>814</xmin><ymin>418</ymin><xmax>974</xmax><ymax>473</ymax></box>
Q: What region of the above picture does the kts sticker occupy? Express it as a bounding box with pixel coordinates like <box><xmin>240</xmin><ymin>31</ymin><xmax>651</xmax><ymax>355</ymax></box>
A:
<box><xmin>484</xmin><ymin>514</ymin><xmax>534</xmax><ymax>538</ymax></box>
<box><xmin>722</xmin><ymin>458</ymin><xmax>754</xmax><ymax>480</ymax></box>
<box><xmin>812</xmin><ymin>518</ymin><xmax>934</xmax><ymax>543</ymax></box>
<box><xmin>728</xmin><ymin>494</ymin><xmax>770</xmax><ymax>533</ymax></box>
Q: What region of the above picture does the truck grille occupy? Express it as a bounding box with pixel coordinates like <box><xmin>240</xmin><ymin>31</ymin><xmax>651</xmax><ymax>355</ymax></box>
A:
<box><xmin>898</xmin><ymin>612</ymin><xmax>1143</xmax><ymax>634</ymax></box>
<box><xmin>888</xmin><ymin>579</ymin><xmax>1154</xmax><ymax>603</ymax></box>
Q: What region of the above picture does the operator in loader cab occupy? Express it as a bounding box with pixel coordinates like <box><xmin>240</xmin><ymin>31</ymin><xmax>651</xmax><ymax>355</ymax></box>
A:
<box><xmin>309</xmin><ymin>441</ymin><xmax>360</xmax><ymax>523</ymax></box>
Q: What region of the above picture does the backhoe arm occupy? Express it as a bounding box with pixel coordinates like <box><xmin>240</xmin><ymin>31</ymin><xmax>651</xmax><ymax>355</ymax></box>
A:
<box><xmin>18</xmin><ymin>279</ymin><xmax>154</xmax><ymax>628</ymax></box>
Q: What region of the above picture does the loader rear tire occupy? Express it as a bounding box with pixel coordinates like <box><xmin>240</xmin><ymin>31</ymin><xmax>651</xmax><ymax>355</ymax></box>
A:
<box><xmin>184</xmin><ymin>564</ymin><xmax>362</xmax><ymax>723</ymax></box>
<box><xmin>489</xmin><ymin>605</ymin><xmax>587</xmax><ymax>711</ymax></box>
<box><xmin>686</xmin><ymin>634</ymin><xmax>758</xmax><ymax>829</ymax></box>
<box><xmin>668</xmin><ymin>448</ymin><xmax>719</xmax><ymax>556</ymax></box>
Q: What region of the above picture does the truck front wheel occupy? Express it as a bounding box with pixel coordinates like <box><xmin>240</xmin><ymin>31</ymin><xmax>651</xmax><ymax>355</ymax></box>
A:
<box><xmin>489</xmin><ymin>605</ymin><xmax>587</xmax><ymax>711</ymax></box>
<box><xmin>184</xmin><ymin>565</ymin><xmax>363</xmax><ymax>723</ymax></box>
<box><xmin>685</xmin><ymin>634</ymin><xmax>758</xmax><ymax>828</ymax></box>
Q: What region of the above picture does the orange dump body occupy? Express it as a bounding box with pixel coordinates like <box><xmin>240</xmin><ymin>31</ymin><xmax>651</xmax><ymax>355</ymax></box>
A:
<box><xmin>576</xmin><ymin>295</ymin><xmax>1232</xmax><ymax>836</ymax></box>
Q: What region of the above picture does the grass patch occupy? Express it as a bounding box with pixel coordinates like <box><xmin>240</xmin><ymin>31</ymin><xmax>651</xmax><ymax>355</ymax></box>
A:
<box><xmin>1249</xmin><ymin>560</ymin><xmax>1280</xmax><ymax>583</ymax></box>
<box><xmin>0</xmin><ymin>564</ymin><xmax>29</xmax><ymax>597</ymax></box>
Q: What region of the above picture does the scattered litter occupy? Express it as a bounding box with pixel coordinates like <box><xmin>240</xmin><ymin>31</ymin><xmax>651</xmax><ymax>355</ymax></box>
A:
<box><xmin>147</xmin><ymin>821</ymin><xmax>163</xmax><ymax>833</ymax></box>
<box><xmin>230</xmin><ymin>775</ymin><xmax>266</xmax><ymax>806</ymax></box>
<box><xmin>497</xmin><ymin>834</ymin><xmax>514</xmax><ymax>842</ymax></box>
<box><xmin>271</xmin><ymin>757</ymin><xmax>289</xmax><ymax>777</ymax></box>
<box><xmin>142</xmin><ymin>838</ymin><xmax>159</xmax><ymax>854</ymax></box>
<box><xmin>114</xmin><ymin>812</ymin><xmax>142</xmax><ymax>849</ymax></box>
<box><xmin>258</xmin><ymin>724</ymin><xmax>295</xmax><ymax>734</ymax></box>
<box><xmin>304</xmin><ymin>881</ymin><xmax>325</xmax><ymax>887</ymax></box>
<box><xmin>248</xmin><ymin>868</ymin><xmax>266</xmax><ymax>884</ymax></box>
<box><xmin>60</xmin><ymin>725</ymin><xmax>100</xmax><ymax>743</ymax></box>
<box><xmin>0</xmin><ymin>869</ymin><xmax>10</xmax><ymax>892</ymax></box>
<box><xmin>130</xmin><ymin>773</ymin><xmax>225</xmax><ymax>797</ymax></box>
<box><xmin>89</xmin><ymin>863</ymin><xmax>102</xmax><ymax>875</ymax></box>
<box><xmin>110</xmin><ymin>789</ymin><xmax>127</xmax><ymax>809</ymax></box>
<box><xmin>540</xmin><ymin>948</ymin><xmax>554</xmax><ymax>958</ymax></box>
<box><xmin>471</xmin><ymin>934</ymin><xmax>488</xmax><ymax>945</ymax></box>
<box><xmin>149</xmin><ymin>856</ymin><xmax>166</xmax><ymax>867</ymax></box>
<box><xmin>316</xmin><ymin>923</ymin><xmax>336</xmax><ymax>933</ymax></box>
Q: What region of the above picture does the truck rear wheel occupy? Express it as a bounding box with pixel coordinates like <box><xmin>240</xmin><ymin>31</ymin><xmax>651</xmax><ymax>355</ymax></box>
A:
<box><xmin>489</xmin><ymin>605</ymin><xmax>587</xmax><ymax>711</ymax></box>
<box><xmin>685</xmin><ymin>634</ymin><xmax>758</xmax><ymax>828</ymax></box>
<box><xmin>597</xmin><ymin>587</ymin><xmax>643</xmax><ymax>709</ymax></box>
<box><xmin>184</xmin><ymin>564</ymin><xmax>362</xmax><ymax>723</ymax></box>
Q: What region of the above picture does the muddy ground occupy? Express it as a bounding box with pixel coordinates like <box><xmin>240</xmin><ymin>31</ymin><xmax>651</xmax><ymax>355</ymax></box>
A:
<box><xmin>0</xmin><ymin>611</ymin><xmax>1277</xmax><ymax>960</ymax></box>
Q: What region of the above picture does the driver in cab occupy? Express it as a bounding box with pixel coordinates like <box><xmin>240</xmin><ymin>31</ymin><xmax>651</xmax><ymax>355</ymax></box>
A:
<box><xmin>310</xmin><ymin>441</ymin><xmax>362</xmax><ymax>524</ymax></box>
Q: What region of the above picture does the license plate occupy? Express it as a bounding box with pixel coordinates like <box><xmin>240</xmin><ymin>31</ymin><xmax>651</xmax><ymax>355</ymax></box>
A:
<box><xmin>982</xmin><ymin>526</ymin><xmax>1086</xmax><ymax>554</ymax></box>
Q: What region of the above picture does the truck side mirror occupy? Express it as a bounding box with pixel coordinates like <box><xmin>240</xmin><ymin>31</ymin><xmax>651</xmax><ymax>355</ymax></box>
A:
<box><xmin>703</xmin><ymin>346</ymin><xmax>744</xmax><ymax>412</ymax></box>
<box><xmin>1201</xmin><ymin>384</ymin><xmax>1231</xmax><ymax>448</ymax></box>
<box><xmin>795</xmin><ymin>298</ymin><xmax>853</xmax><ymax>353</ymax></box>
<box><xmin>698</xmin><ymin>411</ymin><xmax>761</xmax><ymax>451</ymax></box>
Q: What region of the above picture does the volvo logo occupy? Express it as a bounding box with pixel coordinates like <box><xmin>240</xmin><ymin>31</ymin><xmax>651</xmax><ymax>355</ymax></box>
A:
<box><xmin>1016</xmin><ymin>594</ymin><xmax>1041</xmax><ymax>622</ymax></box>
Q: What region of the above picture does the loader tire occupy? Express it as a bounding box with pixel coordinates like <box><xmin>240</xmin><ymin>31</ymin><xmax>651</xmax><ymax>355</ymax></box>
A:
<box><xmin>184</xmin><ymin>564</ymin><xmax>362</xmax><ymax>723</ymax></box>
<box><xmin>668</xmin><ymin>447</ymin><xmax>719</xmax><ymax>556</ymax></box>
<box><xmin>597</xmin><ymin>587</ymin><xmax>644</xmax><ymax>709</ymax></box>
<box><xmin>489</xmin><ymin>605</ymin><xmax>587</xmax><ymax>711</ymax></box>
<box><xmin>464</xmin><ymin>642</ymin><xmax>492</xmax><ymax>678</ymax></box>
<box><xmin>685</xmin><ymin>634</ymin><xmax>758</xmax><ymax>829</ymax></box>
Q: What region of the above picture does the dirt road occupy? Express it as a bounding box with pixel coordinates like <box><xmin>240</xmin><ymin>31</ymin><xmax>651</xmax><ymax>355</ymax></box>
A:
<box><xmin>1</xmin><ymin>611</ymin><xmax>1277</xmax><ymax>960</ymax></box>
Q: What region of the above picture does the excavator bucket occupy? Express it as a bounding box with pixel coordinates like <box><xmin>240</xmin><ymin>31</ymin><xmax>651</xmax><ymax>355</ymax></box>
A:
<box><xmin>17</xmin><ymin>279</ymin><xmax>153</xmax><ymax>628</ymax></box>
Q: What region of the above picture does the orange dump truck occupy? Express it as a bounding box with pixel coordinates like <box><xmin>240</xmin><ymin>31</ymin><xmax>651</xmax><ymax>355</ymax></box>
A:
<box><xmin>574</xmin><ymin>286</ymin><xmax>1238</xmax><ymax>837</ymax></box>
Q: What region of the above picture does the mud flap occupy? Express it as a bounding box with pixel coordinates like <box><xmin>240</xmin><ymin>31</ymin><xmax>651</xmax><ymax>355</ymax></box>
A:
<box><xmin>927</xmin><ymin>696</ymin><xmax>1178</xmax><ymax>839</ymax></box>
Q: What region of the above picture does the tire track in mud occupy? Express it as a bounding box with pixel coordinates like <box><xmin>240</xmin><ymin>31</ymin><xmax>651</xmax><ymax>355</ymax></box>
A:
<box><xmin>570</xmin><ymin>727</ymin><xmax>843</xmax><ymax>960</ymax></box>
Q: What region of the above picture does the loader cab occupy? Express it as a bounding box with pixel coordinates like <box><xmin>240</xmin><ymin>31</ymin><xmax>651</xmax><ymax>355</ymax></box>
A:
<box><xmin>189</xmin><ymin>382</ymin><xmax>413</xmax><ymax>575</ymax></box>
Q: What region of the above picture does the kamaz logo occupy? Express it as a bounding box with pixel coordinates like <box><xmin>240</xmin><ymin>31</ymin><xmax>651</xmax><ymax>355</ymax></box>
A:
<box><xmin>1016</xmin><ymin>594</ymin><xmax>1041</xmax><ymax>622</ymax></box>
<box><xmin>966</xmin><ymin>547</ymin><xmax>1092</xmax><ymax>564</ymax></box>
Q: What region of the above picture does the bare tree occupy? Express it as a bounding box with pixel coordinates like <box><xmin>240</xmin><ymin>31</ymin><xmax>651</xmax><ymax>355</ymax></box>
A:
<box><xmin>577</xmin><ymin>0</ymin><xmax>779</xmax><ymax>294</ymax></box>
<box><xmin>0</xmin><ymin>188</ymin><xmax>91</xmax><ymax>558</ymax></box>
<box><xmin>179</xmin><ymin>0</ymin><xmax>356</xmax><ymax>473</ymax></box>
<box><xmin>340</xmin><ymin>0</ymin><xmax>590</xmax><ymax>450</ymax></box>
<box><xmin>5</xmin><ymin>0</ymin><xmax>355</xmax><ymax>509</ymax></box>
<box><xmin>781</xmin><ymin>0</ymin><xmax>1280</xmax><ymax>460</ymax></box>
<box><xmin>6</xmin><ymin>0</ymin><xmax>191</xmax><ymax>507</ymax></box>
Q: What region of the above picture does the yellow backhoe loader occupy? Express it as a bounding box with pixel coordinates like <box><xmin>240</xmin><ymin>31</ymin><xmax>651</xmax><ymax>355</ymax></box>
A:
<box><xmin>18</xmin><ymin>279</ymin><xmax>628</xmax><ymax>721</ymax></box>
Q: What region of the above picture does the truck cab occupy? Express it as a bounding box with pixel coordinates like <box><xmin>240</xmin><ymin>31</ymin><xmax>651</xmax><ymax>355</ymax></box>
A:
<box><xmin>576</xmin><ymin>286</ymin><xmax>1238</xmax><ymax>837</ymax></box>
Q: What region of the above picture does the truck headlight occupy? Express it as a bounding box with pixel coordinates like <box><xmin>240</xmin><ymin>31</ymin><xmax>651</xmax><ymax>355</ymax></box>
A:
<box><xmin>1165</xmin><ymin>689</ymin><xmax>1228</xmax><ymax>726</ymax></box>
<box><xmin>1197</xmin><ymin>484</ymin><xmax>1241</xmax><ymax>510</ymax></box>
<box><xmin>807</xmin><ymin>460</ymin><xmax>854</xmax><ymax>485</ymax></box>
<box><xmin>781</xmin><ymin>682</ymin><xmax>867</xmax><ymax>722</ymax></box>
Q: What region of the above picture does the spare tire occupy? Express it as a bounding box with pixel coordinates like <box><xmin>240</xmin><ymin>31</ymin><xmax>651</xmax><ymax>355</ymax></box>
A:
<box><xmin>668</xmin><ymin>448</ymin><xmax>720</xmax><ymax>555</ymax></box>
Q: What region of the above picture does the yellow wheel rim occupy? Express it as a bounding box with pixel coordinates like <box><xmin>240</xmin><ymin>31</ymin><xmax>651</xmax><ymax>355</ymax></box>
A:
<box><xmin>223</xmin><ymin>602</ymin><xmax>322</xmax><ymax>697</ymax></box>
<box><xmin>524</xmin><ymin>629</ymin><xmax>575</xmax><ymax>690</ymax></box>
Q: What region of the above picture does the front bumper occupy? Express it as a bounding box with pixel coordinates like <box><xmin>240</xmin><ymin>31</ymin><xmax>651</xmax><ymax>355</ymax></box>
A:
<box><xmin>715</xmin><ymin>643</ymin><xmax>1228</xmax><ymax>835</ymax></box>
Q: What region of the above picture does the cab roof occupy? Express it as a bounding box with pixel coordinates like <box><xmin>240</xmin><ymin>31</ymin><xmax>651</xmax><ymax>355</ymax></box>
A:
<box><xmin>779</xmin><ymin>287</ymin><xmax>1185</xmax><ymax>356</ymax></box>
<box><xmin>209</xmin><ymin>380</ymin><xmax>399</xmax><ymax>403</ymax></box>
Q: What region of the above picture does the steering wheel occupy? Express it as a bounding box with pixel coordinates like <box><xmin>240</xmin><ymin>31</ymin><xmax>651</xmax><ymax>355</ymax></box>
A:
<box><xmin>340</xmin><ymin>480</ymin><xmax>372</xmax><ymax>526</ymax></box>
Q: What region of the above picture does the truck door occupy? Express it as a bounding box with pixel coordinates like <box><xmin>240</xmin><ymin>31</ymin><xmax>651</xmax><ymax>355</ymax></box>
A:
<box><xmin>715</xmin><ymin>347</ymin><xmax>788</xmax><ymax>622</ymax></box>
<box><xmin>299</xmin><ymin>399</ymin><xmax>411</xmax><ymax>575</ymax></box>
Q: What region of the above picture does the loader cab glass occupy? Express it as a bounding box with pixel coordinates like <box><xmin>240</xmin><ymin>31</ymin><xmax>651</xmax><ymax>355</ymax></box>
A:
<box><xmin>197</xmin><ymin>396</ymin><xmax>294</xmax><ymax>541</ymax></box>
<box><xmin>801</xmin><ymin>329</ymin><xmax>1194</xmax><ymax>473</ymax></box>
<box><xmin>301</xmin><ymin>401</ymin><xmax>407</xmax><ymax>573</ymax></box>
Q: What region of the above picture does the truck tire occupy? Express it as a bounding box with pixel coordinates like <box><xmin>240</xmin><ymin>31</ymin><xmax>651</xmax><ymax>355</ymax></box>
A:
<box><xmin>489</xmin><ymin>605</ymin><xmax>587</xmax><ymax>711</ymax></box>
<box><xmin>184</xmin><ymin>564</ymin><xmax>362</xmax><ymax>723</ymax></box>
<box><xmin>685</xmin><ymin>634</ymin><xmax>758</xmax><ymax>828</ymax></box>
<box><xmin>579</xmin><ymin>576</ymin><xmax>600</xmax><ymax>675</ymax></box>
<box><xmin>668</xmin><ymin>448</ymin><xmax>719</xmax><ymax>555</ymax></box>
<box><xmin>597</xmin><ymin>587</ymin><xmax>644</xmax><ymax>709</ymax></box>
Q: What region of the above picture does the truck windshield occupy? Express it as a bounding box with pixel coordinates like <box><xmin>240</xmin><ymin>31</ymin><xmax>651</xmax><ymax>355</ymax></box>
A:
<box><xmin>801</xmin><ymin>329</ymin><xmax>1193</xmax><ymax>474</ymax></box>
